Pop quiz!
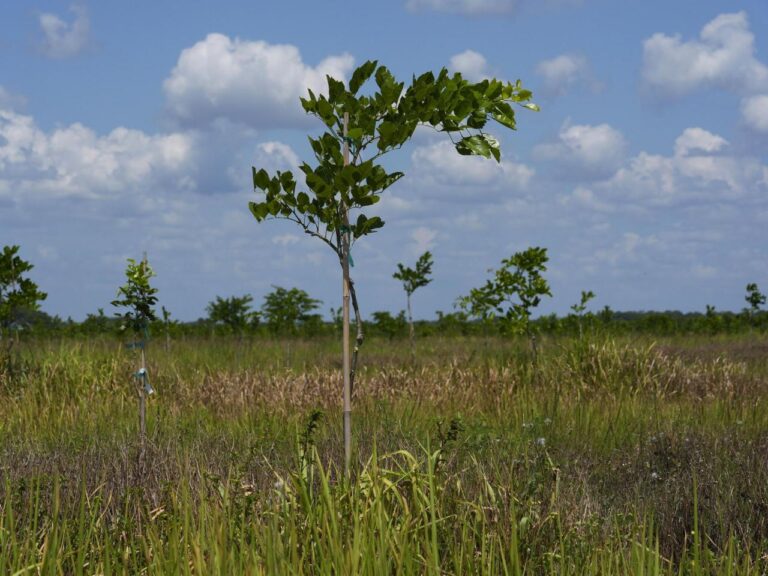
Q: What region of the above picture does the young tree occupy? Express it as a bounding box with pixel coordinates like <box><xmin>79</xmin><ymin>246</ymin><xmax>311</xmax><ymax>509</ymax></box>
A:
<box><xmin>393</xmin><ymin>251</ymin><xmax>434</xmax><ymax>354</ymax></box>
<box><xmin>206</xmin><ymin>295</ymin><xmax>257</xmax><ymax>335</ymax></box>
<box><xmin>0</xmin><ymin>245</ymin><xmax>47</xmax><ymax>375</ymax></box>
<box><xmin>570</xmin><ymin>290</ymin><xmax>595</xmax><ymax>339</ymax></box>
<box><xmin>249</xmin><ymin>60</ymin><xmax>537</xmax><ymax>471</ymax></box>
<box><xmin>745</xmin><ymin>283</ymin><xmax>766</xmax><ymax>314</ymax></box>
<box><xmin>261</xmin><ymin>286</ymin><xmax>322</xmax><ymax>335</ymax></box>
<box><xmin>111</xmin><ymin>256</ymin><xmax>158</xmax><ymax>460</ymax></box>
<box><xmin>458</xmin><ymin>247</ymin><xmax>551</xmax><ymax>361</ymax></box>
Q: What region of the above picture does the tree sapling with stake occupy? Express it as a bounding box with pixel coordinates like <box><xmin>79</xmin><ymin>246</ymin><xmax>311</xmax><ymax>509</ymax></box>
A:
<box><xmin>249</xmin><ymin>60</ymin><xmax>537</xmax><ymax>472</ymax></box>
<box><xmin>111</xmin><ymin>256</ymin><xmax>158</xmax><ymax>461</ymax></box>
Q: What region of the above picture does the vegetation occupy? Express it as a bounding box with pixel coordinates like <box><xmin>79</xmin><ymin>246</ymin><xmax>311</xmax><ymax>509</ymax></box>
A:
<box><xmin>206</xmin><ymin>295</ymin><xmax>257</xmax><ymax>335</ymax></box>
<box><xmin>459</xmin><ymin>246</ymin><xmax>552</xmax><ymax>360</ymax></box>
<box><xmin>394</xmin><ymin>251</ymin><xmax>434</xmax><ymax>355</ymax></box>
<box><xmin>249</xmin><ymin>60</ymin><xmax>537</xmax><ymax>470</ymax></box>
<box><xmin>111</xmin><ymin>256</ymin><xmax>159</xmax><ymax>456</ymax></box>
<box><xmin>0</xmin><ymin>245</ymin><xmax>47</xmax><ymax>375</ymax></box>
<box><xmin>261</xmin><ymin>286</ymin><xmax>322</xmax><ymax>335</ymax></box>
<box><xmin>1</xmin><ymin>333</ymin><xmax>767</xmax><ymax>574</ymax></box>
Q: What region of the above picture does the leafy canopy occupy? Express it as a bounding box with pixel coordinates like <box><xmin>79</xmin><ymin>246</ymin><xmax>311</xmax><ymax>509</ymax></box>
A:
<box><xmin>0</xmin><ymin>245</ymin><xmax>47</xmax><ymax>330</ymax></box>
<box><xmin>249</xmin><ymin>60</ymin><xmax>537</xmax><ymax>258</ymax></box>
<box><xmin>394</xmin><ymin>251</ymin><xmax>434</xmax><ymax>296</ymax></box>
<box><xmin>745</xmin><ymin>283</ymin><xmax>766</xmax><ymax>313</ymax></box>
<box><xmin>206</xmin><ymin>295</ymin><xmax>257</xmax><ymax>333</ymax></box>
<box><xmin>111</xmin><ymin>258</ymin><xmax>158</xmax><ymax>334</ymax></box>
<box><xmin>458</xmin><ymin>247</ymin><xmax>551</xmax><ymax>332</ymax></box>
<box><xmin>261</xmin><ymin>286</ymin><xmax>322</xmax><ymax>335</ymax></box>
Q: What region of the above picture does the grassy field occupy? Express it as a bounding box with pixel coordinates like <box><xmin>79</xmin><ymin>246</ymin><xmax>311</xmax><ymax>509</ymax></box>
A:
<box><xmin>1</xmin><ymin>333</ymin><xmax>767</xmax><ymax>574</ymax></box>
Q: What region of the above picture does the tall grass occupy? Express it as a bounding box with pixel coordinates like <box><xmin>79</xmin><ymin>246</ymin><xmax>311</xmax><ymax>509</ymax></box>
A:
<box><xmin>1</xmin><ymin>334</ymin><xmax>767</xmax><ymax>573</ymax></box>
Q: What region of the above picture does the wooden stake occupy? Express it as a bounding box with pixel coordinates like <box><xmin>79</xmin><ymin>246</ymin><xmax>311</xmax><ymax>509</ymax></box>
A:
<box><xmin>342</xmin><ymin>112</ymin><xmax>352</xmax><ymax>476</ymax></box>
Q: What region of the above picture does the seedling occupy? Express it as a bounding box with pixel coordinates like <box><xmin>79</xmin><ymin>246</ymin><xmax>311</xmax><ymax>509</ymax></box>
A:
<box><xmin>249</xmin><ymin>60</ymin><xmax>537</xmax><ymax>472</ymax></box>
<box><xmin>394</xmin><ymin>251</ymin><xmax>434</xmax><ymax>357</ymax></box>
<box><xmin>111</xmin><ymin>255</ymin><xmax>158</xmax><ymax>461</ymax></box>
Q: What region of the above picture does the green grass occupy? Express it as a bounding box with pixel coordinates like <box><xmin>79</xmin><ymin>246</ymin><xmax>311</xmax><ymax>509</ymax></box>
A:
<box><xmin>1</xmin><ymin>334</ymin><xmax>767</xmax><ymax>573</ymax></box>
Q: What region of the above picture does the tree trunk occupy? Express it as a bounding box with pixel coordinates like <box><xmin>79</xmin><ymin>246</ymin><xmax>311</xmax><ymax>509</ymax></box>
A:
<box><xmin>341</xmin><ymin>112</ymin><xmax>352</xmax><ymax>476</ymax></box>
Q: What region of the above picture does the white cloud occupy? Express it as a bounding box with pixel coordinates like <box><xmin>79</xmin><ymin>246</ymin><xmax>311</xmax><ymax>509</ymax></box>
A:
<box><xmin>741</xmin><ymin>95</ymin><xmax>768</xmax><ymax>133</ymax></box>
<box><xmin>410</xmin><ymin>227</ymin><xmax>438</xmax><ymax>254</ymax></box>
<box><xmin>410</xmin><ymin>140</ymin><xmax>533</xmax><ymax>195</ymax></box>
<box><xmin>38</xmin><ymin>3</ymin><xmax>90</xmax><ymax>59</ymax></box>
<box><xmin>449</xmin><ymin>50</ymin><xmax>490</xmax><ymax>81</ymax></box>
<box><xmin>589</xmin><ymin>127</ymin><xmax>766</xmax><ymax>208</ymax></box>
<box><xmin>272</xmin><ymin>234</ymin><xmax>300</xmax><ymax>246</ymax></box>
<box><xmin>0</xmin><ymin>109</ymin><xmax>195</xmax><ymax>200</ymax></box>
<box><xmin>163</xmin><ymin>34</ymin><xmax>354</xmax><ymax>129</ymax></box>
<box><xmin>535</xmin><ymin>54</ymin><xmax>601</xmax><ymax>97</ymax></box>
<box><xmin>673</xmin><ymin>127</ymin><xmax>728</xmax><ymax>156</ymax></box>
<box><xmin>533</xmin><ymin>122</ymin><xmax>627</xmax><ymax>179</ymax></box>
<box><xmin>642</xmin><ymin>12</ymin><xmax>768</xmax><ymax>98</ymax></box>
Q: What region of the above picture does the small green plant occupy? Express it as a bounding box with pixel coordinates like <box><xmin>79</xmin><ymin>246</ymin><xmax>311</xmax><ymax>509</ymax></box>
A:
<box><xmin>0</xmin><ymin>245</ymin><xmax>47</xmax><ymax>377</ymax></box>
<box><xmin>111</xmin><ymin>256</ymin><xmax>158</xmax><ymax>458</ymax></box>
<box><xmin>393</xmin><ymin>251</ymin><xmax>434</xmax><ymax>356</ymax></box>
<box><xmin>459</xmin><ymin>247</ymin><xmax>551</xmax><ymax>361</ymax></box>
<box><xmin>570</xmin><ymin>289</ymin><xmax>595</xmax><ymax>339</ymax></box>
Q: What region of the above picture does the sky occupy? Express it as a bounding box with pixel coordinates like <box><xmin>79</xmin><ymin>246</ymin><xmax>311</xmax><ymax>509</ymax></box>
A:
<box><xmin>1</xmin><ymin>0</ymin><xmax>767</xmax><ymax>321</ymax></box>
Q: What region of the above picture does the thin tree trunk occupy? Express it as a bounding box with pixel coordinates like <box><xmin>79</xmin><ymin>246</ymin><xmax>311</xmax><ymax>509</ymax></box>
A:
<box><xmin>341</xmin><ymin>112</ymin><xmax>352</xmax><ymax>476</ymax></box>
<box><xmin>407</xmin><ymin>292</ymin><xmax>415</xmax><ymax>361</ymax></box>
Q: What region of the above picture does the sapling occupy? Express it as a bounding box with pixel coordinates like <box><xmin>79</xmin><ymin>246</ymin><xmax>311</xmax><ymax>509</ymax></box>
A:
<box><xmin>249</xmin><ymin>60</ymin><xmax>537</xmax><ymax>471</ymax></box>
<box><xmin>0</xmin><ymin>245</ymin><xmax>47</xmax><ymax>378</ymax></box>
<box><xmin>459</xmin><ymin>247</ymin><xmax>551</xmax><ymax>363</ymax></box>
<box><xmin>570</xmin><ymin>290</ymin><xmax>595</xmax><ymax>339</ymax></box>
<box><xmin>111</xmin><ymin>256</ymin><xmax>158</xmax><ymax>460</ymax></box>
<box><xmin>393</xmin><ymin>251</ymin><xmax>434</xmax><ymax>357</ymax></box>
<box><xmin>744</xmin><ymin>283</ymin><xmax>766</xmax><ymax>329</ymax></box>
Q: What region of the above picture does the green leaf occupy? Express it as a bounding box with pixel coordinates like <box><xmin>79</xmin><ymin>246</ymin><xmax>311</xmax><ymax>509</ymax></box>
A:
<box><xmin>248</xmin><ymin>201</ymin><xmax>269</xmax><ymax>221</ymax></box>
<box><xmin>349</xmin><ymin>60</ymin><xmax>377</xmax><ymax>94</ymax></box>
<box><xmin>347</xmin><ymin>127</ymin><xmax>364</xmax><ymax>141</ymax></box>
<box><xmin>455</xmin><ymin>134</ymin><xmax>500</xmax><ymax>161</ymax></box>
<box><xmin>252</xmin><ymin>168</ymin><xmax>270</xmax><ymax>190</ymax></box>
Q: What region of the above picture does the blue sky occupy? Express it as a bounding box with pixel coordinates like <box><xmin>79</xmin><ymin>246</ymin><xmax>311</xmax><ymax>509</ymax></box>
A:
<box><xmin>1</xmin><ymin>0</ymin><xmax>767</xmax><ymax>321</ymax></box>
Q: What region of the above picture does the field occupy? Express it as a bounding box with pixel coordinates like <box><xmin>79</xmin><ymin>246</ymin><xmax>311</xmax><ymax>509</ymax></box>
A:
<box><xmin>1</xmin><ymin>333</ymin><xmax>767</xmax><ymax>574</ymax></box>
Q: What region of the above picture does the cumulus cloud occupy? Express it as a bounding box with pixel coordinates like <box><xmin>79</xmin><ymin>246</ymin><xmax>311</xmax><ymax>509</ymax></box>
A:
<box><xmin>642</xmin><ymin>11</ymin><xmax>768</xmax><ymax>98</ymax></box>
<box><xmin>410</xmin><ymin>140</ymin><xmax>534</xmax><ymax>196</ymax></box>
<box><xmin>741</xmin><ymin>95</ymin><xmax>768</xmax><ymax>133</ymax></box>
<box><xmin>533</xmin><ymin>122</ymin><xmax>627</xmax><ymax>179</ymax></box>
<box><xmin>38</xmin><ymin>3</ymin><xmax>90</xmax><ymax>59</ymax></box>
<box><xmin>0</xmin><ymin>109</ymin><xmax>195</xmax><ymax>200</ymax></box>
<box><xmin>589</xmin><ymin>127</ymin><xmax>767</xmax><ymax>208</ymax></box>
<box><xmin>163</xmin><ymin>34</ymin><xmax>354</xmax><ymax>130</ymax></box>
<box><xmin>535</xmin><ymin>54</ymin><xmax>601</xmax><ymax>97</ymax></box>
<box><xmin>449</xmin><ymin>50</ymin><xmax>491</xmax><ymax>81</ymax></box>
